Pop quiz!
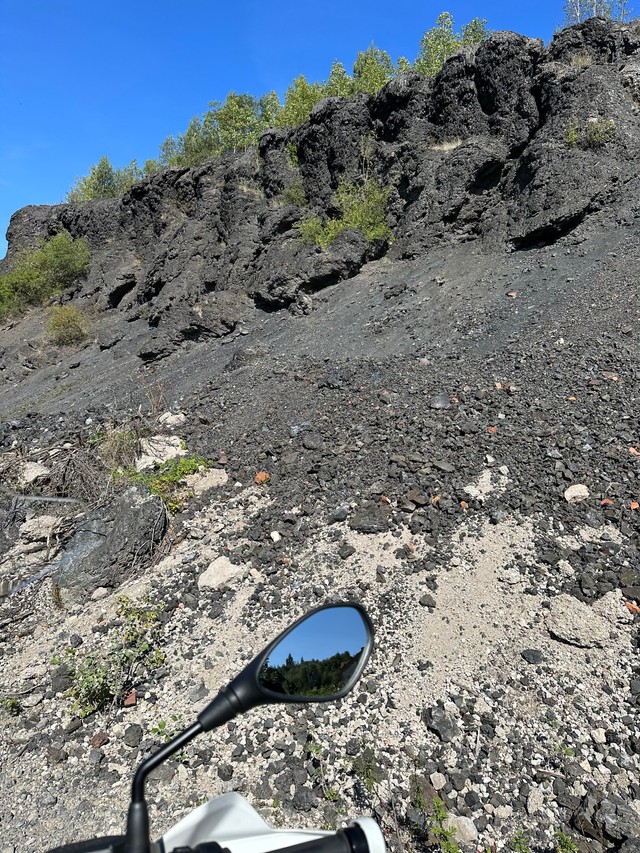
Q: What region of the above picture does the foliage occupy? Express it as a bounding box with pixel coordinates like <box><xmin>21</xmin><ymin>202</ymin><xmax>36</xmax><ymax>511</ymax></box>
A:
<box><xmin>61</xmin><ymin>595</ymin><xmax>165</xmax><ymax>717</ymax></box>
<box><xmin>415</xmin><ymin>11</ymin><xmax>487</xmax><ymax>76</ymax></box>
<box><xmin>150</xmin><ymin>714</ymin><xmax>184</xmax><ymax>743</ymax></box>
<box><xmin>277</xmin><ymin>75</ymin><xmax>326</xmax><ymax>127</ymax></box>
<box><xmin>563</xmin><ymin>0</ymin><xmax>631</xmax><ymax>24</ymax></box>
<box><xmin>429</xmin><ymin>797</ymin><xmax>461</xmax><ymax>853</ymax></box>
<box><xmin>511</xmin><ymin>831</ymin><xmax>531</xmax><ymax>853</ymax></box>
<box><xmin>0</xmin><ymin>696</ymin><xmax>22</xmax><ymax>716</ymax></box>
<box><xmin>123</xmin><ymin>453</ymin><xmax>212</xmax><ymax>512</ymax></box>
<box><xmin>97</xmin><ymin>426</ymin><xmax>140</xmax><ymax>470</ymax></box>
<box><xmin>47</xmin><ymin>305</ymin><xmax>91</xmax><ymax>345</ymax></box>
<box><xmin>0</xmin><ymin>231</ymin><xmax>90</xmax><ymax>319</ymax></box>
<box><xmin>261</xmin><ymin>648</ymin><xmax>358</xmax><ymax>696</ymax></box>
<box><xmin>299</xmin><ymin>177</ymin><xmax>392</xmax><ymax>249</ymax></box>
<box><xmin>67</xmin><ymin>155</ymin><xmax>144</xmax><ymax>201</ymax></box>
<box><xmin>584</xmin><ymin>117</ymin><xmax>615</xmax><ymax>147</ymax></box>
<box><xmin>556</xmin><ymin>832</ymin><xmax>579</xmax><ymax>853</ymax></box>
<box><xmin>564</xmin><ymin>115</ymin><xmax>615</xmax><ymax>148</ymax></box>
<box><xmin>350</xmin><ymin>745</ymin><xmax>383</xmax><ymax>793</ymax></box>
<box><xmin>325</xmin><ymin>61</ymin><xmax>354</xmax><ymax>98</ymax></box>
<box><xmin>352</xmin><ymin>44</ymin><xmax>396</xmax><ymax>94</ymax></box>
<box><xmin>280</xmin><ymin>177</ymin><xmax>308</xmax><ymax>207</ymax></box>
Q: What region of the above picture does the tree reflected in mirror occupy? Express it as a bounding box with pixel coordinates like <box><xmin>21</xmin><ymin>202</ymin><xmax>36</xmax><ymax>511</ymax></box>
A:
<box><xmin>258</xmin><ymin>605</ymin><xmax>370</xmax><ymax>700</ymax></box>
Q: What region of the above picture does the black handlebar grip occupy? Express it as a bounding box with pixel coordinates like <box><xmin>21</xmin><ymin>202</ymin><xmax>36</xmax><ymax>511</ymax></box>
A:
<box><xmin>255</xmin><ymin>824</ymin><xmax>370</xmax><ymax>853</ymax></box>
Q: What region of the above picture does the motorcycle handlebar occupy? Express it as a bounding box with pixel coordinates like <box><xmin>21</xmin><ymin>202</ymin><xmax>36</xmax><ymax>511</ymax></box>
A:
<box><xmin>45</xmin><ymin>818</ymin><xmax>386</xmax><ymax>853</ymax></box>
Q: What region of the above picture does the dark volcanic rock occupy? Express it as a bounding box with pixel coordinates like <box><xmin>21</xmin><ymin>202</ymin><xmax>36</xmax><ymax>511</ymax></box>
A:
<box><xmin>55</xmin><ymin>487</ymin><xmax>167</xmax><ymax>599</ymax></box>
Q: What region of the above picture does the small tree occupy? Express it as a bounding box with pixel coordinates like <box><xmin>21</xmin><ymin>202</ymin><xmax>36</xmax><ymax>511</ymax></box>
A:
<box><xmin>325</xmin><ymin>60</ymin><xmax>354</xmax><ymax>98</ymax></box>
<box><xmin>415</xmin><ymin>11</ymin><xmax>487</xmax><ymax>76</ymax></box>
<box><xmin>352</xmin><ymin>44</ymin><xmax>396</xmax><ymax>94</ymax></box>
<box><xmin>563</xmin><ymin>0</ymin><xmax>613</xmax><ymax>22</ymax></box>
<box><xmin>277</xmin><ymin>75</ymin><xmax>326</xmax><ymax>127</ymax></box>
<box><xmin>67</xmin><ymin>155</ymin><xmax>143</xmax><ymax>201</ymax></box>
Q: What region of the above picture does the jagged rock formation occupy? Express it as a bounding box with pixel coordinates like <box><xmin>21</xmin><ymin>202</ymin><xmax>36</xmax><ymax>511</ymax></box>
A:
<box><xmin>3</xmin><ymin>18</ymin><xmax>640</xmax><ymax>366</ymax></box>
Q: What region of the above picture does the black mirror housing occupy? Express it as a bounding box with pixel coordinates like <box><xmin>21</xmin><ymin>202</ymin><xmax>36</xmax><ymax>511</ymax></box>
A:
<box><xmin>197</xmin><ymin>603</ymin><xmax>373</xmax><ymax>732</ymax></box>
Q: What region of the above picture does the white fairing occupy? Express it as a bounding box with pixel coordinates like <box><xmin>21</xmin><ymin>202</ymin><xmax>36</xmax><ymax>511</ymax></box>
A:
<box><xmin>160</xmin><ymin>793</ymin><xmax>386</xmax><ymax>853</ymax></box>
<box><xmin>160</xmin><ymin>792</ymin><xmax>330</xmax><ymax>853</ymax></box>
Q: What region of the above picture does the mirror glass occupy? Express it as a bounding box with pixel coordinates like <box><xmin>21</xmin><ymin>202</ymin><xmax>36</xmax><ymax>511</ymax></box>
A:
<box><xmin>257</xmin><ymin>606</ymin><xmax>370</xmax><ymax>700</ymax></box>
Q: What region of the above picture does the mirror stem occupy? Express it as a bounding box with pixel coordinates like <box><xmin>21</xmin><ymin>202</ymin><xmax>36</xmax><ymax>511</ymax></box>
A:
<box><xmin>125</xmin><ymin>721</ymin><xmax>203</xmax><ymax>853</ymax></box>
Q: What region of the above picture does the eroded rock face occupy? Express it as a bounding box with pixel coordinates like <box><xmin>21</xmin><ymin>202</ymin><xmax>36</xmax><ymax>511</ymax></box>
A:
<box><xmin>4</xmin><ymin>19</ymin><xmax>640</xmax><ymax>366</ymax></box>
<box><xmin>55</xmin><ymin>487</ymin><xmax>166</xmax><ymax>598</ymax></box>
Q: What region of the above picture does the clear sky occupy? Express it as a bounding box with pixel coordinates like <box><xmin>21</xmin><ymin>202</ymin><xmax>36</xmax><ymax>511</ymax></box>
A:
<box><xmin>1</xmin><ymin>0</ymin><xmax>567</xmax><ymax>259</ymax></box>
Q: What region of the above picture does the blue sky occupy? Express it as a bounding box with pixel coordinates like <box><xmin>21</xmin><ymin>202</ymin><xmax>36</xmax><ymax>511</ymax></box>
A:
<box><xmin>1</xmin><ymin>0</ymin><xmax>566</xmax><ymax>258</ymax></box>
<box><xmin>266</xmin><ymin>606</ymin><xmax>369</xmax><ymax>667</ymax></box>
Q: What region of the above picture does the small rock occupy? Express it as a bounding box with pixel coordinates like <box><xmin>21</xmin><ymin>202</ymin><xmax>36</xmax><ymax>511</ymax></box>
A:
<box><xmin>124</xmin><ymin>724</ymin><xmax>143</xmax><ymax>748</ymax></box>
<box><xmin>564</xmin><ymin>484</ymin><xmax>590</xmax><ymax>503</ymax></box>
<box><xmin>429</xmin><ymin>391</ymin><xmax>450</xmax><ymax>410</ymax></box>
<box><xmin>198</xmin><ymin>556</ymin><xmax>243</xmax><ymax>590</ymax></box>
<box><xmin>443</xmin><ymin>815</ymin><xmax>478</xmax><ymax>844</ymax></box>
<box><xmin>546</xmin><ymin>594</ymin><xmax>611</xmax><ymax>648</ymax></box>
<box><xmin>521</xmin><ymin>649</ymin><xmax>544</xmax><ymax>664</ymax></box>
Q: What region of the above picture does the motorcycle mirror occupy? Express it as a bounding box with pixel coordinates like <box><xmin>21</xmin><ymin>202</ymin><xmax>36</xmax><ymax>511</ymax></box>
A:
<box><xmin>197</xmin><ymin>602</ymin><xmax>374</xmax><ymax>731</ymax></box>
<box><xmin>125</xmin><ymin>603</ymin><xmax>373</xmax><ymax>853</ymax></box>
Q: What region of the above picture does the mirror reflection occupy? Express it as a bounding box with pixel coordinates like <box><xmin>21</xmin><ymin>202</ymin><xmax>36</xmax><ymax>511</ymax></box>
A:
<box><xmin>258</xmin><ymin>606</ymin><xmax>370</xmax><ymax>700</ymax></box>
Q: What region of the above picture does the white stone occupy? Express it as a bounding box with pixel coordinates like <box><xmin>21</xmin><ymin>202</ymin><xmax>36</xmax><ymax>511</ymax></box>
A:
<box><xmin>270</xmin><ymin>531</ymin><xmax>282</xmax><ymax>543</ymax></box>
<box><xmin>564</xmin><ymin>484</ymin><xmax>590</xmax><ymax>503</ymax></box>
<box><xmin>430</xmin><ymin>772</ymin><xmax>447</xmax><ymax>790</ymax></box>
<box><xmin>19</xmin><ymin>515</ymin><xmax>58</xmax><ymax>542</ymax></box>
<box><xmin>591</xmin><ymin>728</ymin><xmax>607</xmax><ymax>744</ymax></box>
<box><xmin>527</xmin><ymin>787</ymin><xmax>545</xmax><ymax>815</ymax></box>
<box><xmin>184</xmin><ymin>468</ymin><xmax>228</xmax><ymax>496</ymax></box>
<box><xmin>18</xmin><ymin>461</ymin><xmax>50</xmax><ymax>486</ymax></box>
<box><xmin>91</xmin><ymin>586</ymin><xmax>110</xmax><ymax>600</ymax></box>
<box><xmin>158</xmin><ymin>411</ymin><xmax>187</xmax><ymax>428</ymax></box>
<box><xmin>135</xmin><ymin>435</ymin><xmax>187</xmax><ymax>471</ymax></box>
<box><xmin>198</xmin><ymin>556</ymin><xmax>242</xmax><ymax>590</ymax></box>
<box><xmin>444</xmin><ymin>815</ymin><xmax>478</xmax><ymax>843</ymax></box>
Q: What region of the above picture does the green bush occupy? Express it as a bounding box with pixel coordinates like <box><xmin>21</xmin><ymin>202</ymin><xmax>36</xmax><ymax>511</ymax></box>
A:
<box><xmin>564</xmin><ymin>116</ymin><xmax>615</xmax><ymax>149</ymax></box>
<box><xmin>59</xmin><ymin>595</ymin><xmax>165</xmax><ymax>717</ymax></box>
<box><xmin>299</xmin><ymin>178</ymin><xmax>392</xmax><ymax>249</ymax></box>
<box><xmin>0</xmin><ymin>231</ymin><xmax>90</xmax><ymax>319</ymax></box>
<box><xmin>47</xmin><ymin>305</ymin><xmax>91</xmax><ymax>345</ymax></box>
<box><xmin>122</xmin><ymin>453</ymin><xmax>212</xmax><ymax>513</ymax></box>
<box><xmin>280</xmin><ymin>177</ymin><xmax>308</xmax><ymax>207</ymax></box>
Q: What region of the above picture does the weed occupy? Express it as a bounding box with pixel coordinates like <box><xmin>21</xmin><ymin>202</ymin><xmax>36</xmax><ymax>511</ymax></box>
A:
<box><xmin>584</xmin><ymin>117</ymin><xmax>615</xmax><ymax>148</ymax></box>
<box><xmin>564</xmin><ymin>116</ymin><xmax>615</xmax><ymax>149</ymax></box>
<box><xmin>0</xmin><ymin>696</ymin><xmax>22</xmax><ymax>716</ymax></box>
<box><xmin>556</xmin><ymin>831</ymin><xmax>579</xmax><ymax>853</ymax></box>
<box><xmin>121</xmin><ymin>453</ymin><xmax>211</xmax><ymax>513</ymax></box>
<box><xmin>286</xmin><ymin>142</ymin><xmax>300</xmax><ymax>167</ymax></box>
<box><xmin>350</xmin><ymin>744</ymin><xmax>383</xmax><ymax>793</ymax></box>
<box><xmin>511</xmin><ymin>830</ymin><xmax>531</xmax><ymax>853</ymax></box>
<box><xmin>569</xmin><ymin>52</ymin><xmax>593</xmax><ymax>67</ymax></box>
<box><xmin>280</xmin><ymin>177</ymin><xmax>308</xmax><ymax>207</ymax></box>
<box><xmin>429</xmin><ymin>797</ymin><xmax>461</xmax><ymax>853</ymax></box>
<box><xmin>150</xmin><ymin>713</ymin><xmax>184</xmax><ymax>743</ymax></box>
<box><xmin>98</xmin><ymin>427</ymin><xmax>140</xmax><ymax>470</ymax></box>
<box><xmin>409</xmin><ymin>774</ymin><xmax>427</xmax><ymax>811</ymax></box>
<box><xmin>60</xmin><ymin>595</ymin><xmax>165</xmax><ymax>717</ymax></box>
<box><xmin>557</xmin><ymin>743</ymin><xmax>575</xmax><ymax>757</ymax></box>
<box><xmin>47</xmin><ymin>305</ymin><xmax>91</xmax><ymax>345</ymax></box>
<box><xmin>564</xmin><ymin>116</ymin><xmax>580</xmax><ymax>148</ymax></box>
<box><xmin>299</xmin><ymin>177</ymin><xmax>392</xmax><ymax>249</ymax></box>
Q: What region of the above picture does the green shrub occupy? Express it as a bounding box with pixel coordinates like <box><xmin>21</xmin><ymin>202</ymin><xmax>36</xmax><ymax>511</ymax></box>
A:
<box><xmin>584</xmin><ymin>117</ymin><xmax>615</xmax><ymax>148</ymax></box>
<box><xmin>123</xmin><ymin>453</ymin><xmax>212</xmax><ymax>513</ymax></box>
<box><xmin>0</xmin><ymin>696</ymin><xmax>22</xmax><ymax>716</ymax></box>
<box><xmin>47</xmin><ymin>305</ymin><xmax>91</xmax><ymax>345</ymax></box>
<box><xmin>67</xmin><ymin>155</ymin><xmax>143</xmax><ymax>201</ymax></box>
<box><xmin>0</xmin><ymin>231</ymin><xmax>90</xmax><ymax>319</ymax></box>
<box><xmin>429</xmin><ymin>797</ymin><xmax>461</xmax><ymax>853</ymax></box>
<box><xmin>300</xmin><ymin>178</ymin><xmax>392</xmax><ymax>249</ymax></box>
<box><xmin>60</xmin><ymin>595</ymin><xmax>165</xmax><ymax>717</ymax></box>
<box><xmin>564</xmin><ymin>116</ymin><xmax>615</xmax><ymax>149</ymax></box>
<box><xmin>280</xmin><ymin>177</ymin><xmax>308</xmax><ymax>207</ymax></box>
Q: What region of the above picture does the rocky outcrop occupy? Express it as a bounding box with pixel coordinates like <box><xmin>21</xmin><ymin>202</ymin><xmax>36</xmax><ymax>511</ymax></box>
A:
<box><xmin>4</xmin><ymin>19</ymin><xmax>640</xmax><ymax>363</ymax></box>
